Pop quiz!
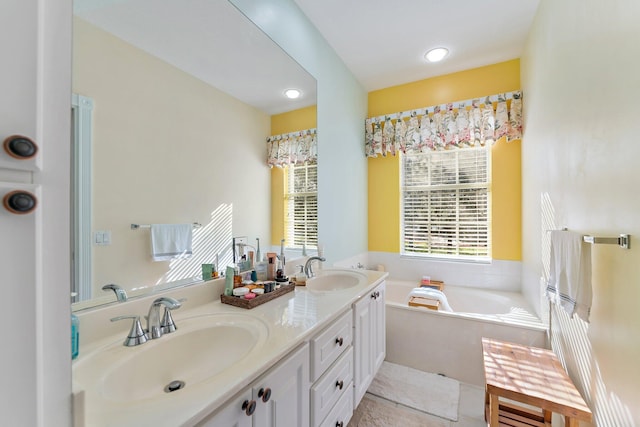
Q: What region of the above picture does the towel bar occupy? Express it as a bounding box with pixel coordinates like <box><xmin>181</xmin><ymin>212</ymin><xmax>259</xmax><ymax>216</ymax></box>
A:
<box><xmin>583</xmin><ymin>234</ymin><xmax>630</xmax><ymax>249</ymax></box>
<box><xmin>131</xmin><ymin>222</ymin><xmax>201</xmax><ymax>230</ymax></box>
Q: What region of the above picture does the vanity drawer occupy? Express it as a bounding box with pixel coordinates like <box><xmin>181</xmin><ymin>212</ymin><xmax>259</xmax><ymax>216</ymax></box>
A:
<box><xmin>310</xmin><ymin>346</ymin><xmax>354</xmax><ymax>427</ymax></box>
<box><xmin>310</xmin><ymin>309</ymin><xmax>352</xmax><ymax>382</ymax></box>
<box><xmin>319</xmin><ymin>381</ymin><xmax>353</xmax><ymax>427</ymax></box>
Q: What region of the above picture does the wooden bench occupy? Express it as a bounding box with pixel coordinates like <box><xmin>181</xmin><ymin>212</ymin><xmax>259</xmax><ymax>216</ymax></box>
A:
<box><xmin>482</xmin><ymin>338</ymin><xmax>592</xmax><ymax>427</ymax></box>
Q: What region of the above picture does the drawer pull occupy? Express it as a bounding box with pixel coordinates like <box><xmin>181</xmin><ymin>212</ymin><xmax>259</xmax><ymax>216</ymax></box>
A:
<box><xmin>258</xmin><ymin>387</ymin><xmax>271</xmax><ymax>403</ymax></box>
<box><xmin>3</xmin><ymin>135</ymin><xmax>38</xmax><ymax>159</ymax></box>
<box><xmin>335</xmin><ymin>337</ymin><xmax>344</xmax><ymax>346</ymax></box>
<box><xmin>336</xmin><ymin>422</ymin><xmax>344</xmax><ymax>427</ymax></box>
<box><xmin>335</xmin><ymin>380</ymin><xmax>344</xmax><ymax>390</ymax></box>
<box><xmin>3</xmin><ymin>190</ymin><xmax>37</xmax><ymax>214</ymax></box>
<box><xmin>242</xmin><ymin>399</ymin><xmax>256</xmax><ymax>416</ymax></box>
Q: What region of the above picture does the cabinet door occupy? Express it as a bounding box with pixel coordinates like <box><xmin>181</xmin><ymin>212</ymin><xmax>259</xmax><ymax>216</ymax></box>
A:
<box><xmin>1</xmin><ymin>0</ymin><xmax>71</xmax><ymax>425</ymax></box>
<box><xmin>197</xmin><ymin>389</ymin><xmax>253</xmax><ymax>427</ymax></box>
<box><xmin>353</xmin><ymin>293</ymin><xmax>373</xmax><ymax>407</ymax></box>
<box><xmin>372</xmin><ymin>282</ymin><xmax>386</xmax><ymax>373</ymax></box>
<box><xmin>254</xmin><ymin>343</ymin><xmax>310</xmax><ymax>427</ymax></box>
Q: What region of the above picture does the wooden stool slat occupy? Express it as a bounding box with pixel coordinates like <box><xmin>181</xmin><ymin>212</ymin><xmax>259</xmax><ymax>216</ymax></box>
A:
<box><xmin>482</xmin><ymin>338</ymin><xmax>592</xmax><ymax>427</ymax></box>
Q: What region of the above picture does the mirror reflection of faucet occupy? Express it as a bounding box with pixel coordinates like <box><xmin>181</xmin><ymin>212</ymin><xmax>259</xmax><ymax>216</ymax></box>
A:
<box><xmin>102</xmin><ymin>283</ymin><xmax>128</xmax><ymax>302</ymax></box>
<box><xmin>304</xmin><ymin>256</ymin><xmax>326</xmax><ymax>278</ymax></box>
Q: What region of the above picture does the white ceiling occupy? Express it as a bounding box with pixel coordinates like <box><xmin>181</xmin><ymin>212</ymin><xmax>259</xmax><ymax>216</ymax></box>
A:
<box><xmin>73</xmin><ymin>0</ymin><xmax>540</xmax><ymax>114</ymax></box>
<box><xmin>293</xmin><ymin>0</ymin><xmax>540</xmax><ymax>91</ymax></box>
<box><xmin>73</xmin><ymin>0</ymin><xmax>317</xmax><ymax>115</ymax></box>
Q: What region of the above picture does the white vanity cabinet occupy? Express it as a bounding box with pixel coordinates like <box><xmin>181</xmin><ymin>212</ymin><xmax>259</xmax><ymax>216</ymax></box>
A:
<box><xmin>353</xmin><ymin>281</ymin><xmax>386</xmax><ymax>407</ymax></box>
<box><xmin>198</xmin><ymin>343</ymin><xmax>309</xmax><ymax>427</ymax></box>
<box><xmin>309</xmin><ymin>309</ymin><xmax>354</xmax><ymax>427</ymax></box>
<box><xmin>199</xmin><ymin>388</ymin><xmax>253</xmax><ymax>427</ymax></box>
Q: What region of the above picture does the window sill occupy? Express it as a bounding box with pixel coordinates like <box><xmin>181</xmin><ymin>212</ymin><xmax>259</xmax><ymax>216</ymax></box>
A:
<box><xmin>399</xmin><ymin>253</ymin><xmax>492</xmax><ymax>265</ymax></box>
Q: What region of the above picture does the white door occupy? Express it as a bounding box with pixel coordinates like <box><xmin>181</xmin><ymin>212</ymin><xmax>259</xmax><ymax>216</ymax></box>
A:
<box><xmin>372</xmin><ymin>282</ymin><xmax>386</xmax><ymax>373</ymax></box>
<box><xmin>196</xmin><ymin>389</ymin><xmax>254</xmax><ymax>427</ymax></box>
<box><xmin>353</xmin><ymin>294</ymin><xmax>373</xmax><ymax>407</ymax></box>
<box><xmin>0</xmin><ymin>0</ymin><xmax>72</xmax><ymax>426</ymax></box>
<box><xmin>254</xmin><ymin>343</ymin><xmax>310</xmax><ymax>427</ymax></box>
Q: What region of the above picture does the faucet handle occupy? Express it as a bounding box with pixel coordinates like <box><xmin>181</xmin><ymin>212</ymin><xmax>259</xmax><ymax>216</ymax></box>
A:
<box><xmin>111</xmin><ymin>315</ymin><xmax>148</xmax><ymax>347</ymax></box>
<box><xmin>160</xmin><ymin>308</ymin><xmax>177</xmax><ymax>334</ymax></box>
<box><xmin>160</xmin><ymin>297</ymin><xmax>186</xmax><ymax>334</ymax></box>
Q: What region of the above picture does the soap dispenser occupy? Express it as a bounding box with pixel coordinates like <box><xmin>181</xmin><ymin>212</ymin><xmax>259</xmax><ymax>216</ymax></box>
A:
<box><xmin>71</xmin><ymin>312</ymin><xmax>79</xmax><ymax>360</ymax></box>
<box><xmin>70</xmin><ymin>292</ymin><xmax>79</xmax><ymax>360</ymax></box>
<box><xmin>294</xmin><ymin>265</ymin><xmax>307</xmax><ymax>285</ymax></box>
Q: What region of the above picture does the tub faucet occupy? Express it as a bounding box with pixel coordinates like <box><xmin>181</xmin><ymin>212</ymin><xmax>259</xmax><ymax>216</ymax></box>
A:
<box><xmin>102</xmin><ymin>283</ymin><xmax>128</xmax><ymax>302</ymax></box>
<box><xmin>304</xmin><ymin>256</ymin><xmax>326</xmax><ymax>278</ymax></box>
<box><xmin>147</xmin><ymin>297</ymin><xmax>182</xmax><ymax>339</ymax></box>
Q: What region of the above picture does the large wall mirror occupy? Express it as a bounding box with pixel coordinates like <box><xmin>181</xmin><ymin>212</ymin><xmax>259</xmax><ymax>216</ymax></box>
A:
<box><xmin>71</xmin><ymin>0</ymin><xmax>317</xmax><ymax>311</ymax></box>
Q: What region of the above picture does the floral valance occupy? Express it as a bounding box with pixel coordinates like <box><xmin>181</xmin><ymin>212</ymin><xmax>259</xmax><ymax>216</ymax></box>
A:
<box><xmin>267</xmin><ymin>128</ymin><xmax>317</xmax><ymax>167</ymax></box>
<box><xmin>365</xmin><ymin>91</ymin><xmax>522</xmax><ymax>158</ymax></box>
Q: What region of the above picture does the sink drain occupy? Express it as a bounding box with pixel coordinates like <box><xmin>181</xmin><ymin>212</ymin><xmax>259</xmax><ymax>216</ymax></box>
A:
<box><xmin>164</xmin><ymin>380</ymin><xmax>186</xmax><ymax>393</ymax></box>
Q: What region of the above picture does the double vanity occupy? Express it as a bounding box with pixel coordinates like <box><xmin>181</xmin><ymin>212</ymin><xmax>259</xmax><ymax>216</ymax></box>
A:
<box><xmin>73</xmin><ymin>268</ymin><xmax>387</xmax><ymax>426</ymax></box>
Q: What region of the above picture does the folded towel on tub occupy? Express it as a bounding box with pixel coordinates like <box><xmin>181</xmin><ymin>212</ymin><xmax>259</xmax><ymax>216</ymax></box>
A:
<box><xmin>408</xmin><ymin>288</ymin><xmax>453</xmax><ymax>312</ymax></box>
<box><xmin>150</xmin><ymin>223</ymin><xmax>193</xmax><ymax>262</ymax></box>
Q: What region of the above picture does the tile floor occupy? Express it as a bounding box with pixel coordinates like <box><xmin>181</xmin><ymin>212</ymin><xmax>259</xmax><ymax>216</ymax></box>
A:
<box><xmin>349</xmin><ymin>381</ymin><xmax>487</xmax><ymax>427</ymax></box>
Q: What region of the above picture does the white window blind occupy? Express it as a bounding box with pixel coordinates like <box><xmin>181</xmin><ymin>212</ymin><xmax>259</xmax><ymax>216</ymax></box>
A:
<box><xmin>285</xmin><ymin>163</ymin><xmax>318</xmax><ymax>248</ymax></box>
<box><xmin>401</xmin><ymin>147</ymin><xmax>491</xmax><ymax>260</ymax></box>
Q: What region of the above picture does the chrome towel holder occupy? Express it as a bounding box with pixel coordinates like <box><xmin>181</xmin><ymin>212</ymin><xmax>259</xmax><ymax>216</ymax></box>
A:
<box><xmin>547</xmin><ymin>229</ymin><xmax>631</xmax><ymax>249</ymax></box>
<box><xmin>583</xmin><ymin>234</ymin><xmax>630</xmax><ymax>249</ymax></box>
<box><xmin>131</xmin><ymin>222</ymin><xmax>202</xmax><ymax>230</ymax></box>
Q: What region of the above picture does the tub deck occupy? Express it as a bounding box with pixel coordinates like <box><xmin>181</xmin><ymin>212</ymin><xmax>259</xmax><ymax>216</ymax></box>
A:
<box><xmin>384</xmin><ymin>279</ymin><xmax>548</xmax><ymax>386</ymax></box>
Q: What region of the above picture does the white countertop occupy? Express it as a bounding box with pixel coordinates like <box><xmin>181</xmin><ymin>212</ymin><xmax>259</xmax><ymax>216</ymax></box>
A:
<box><xmin>72</xmin><ymin>268</ymin><xmax>387</xmax><ymax>427</ymax></box>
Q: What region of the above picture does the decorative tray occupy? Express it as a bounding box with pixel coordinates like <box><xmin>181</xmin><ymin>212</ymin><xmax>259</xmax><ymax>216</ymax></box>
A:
<box><xmin>220</xmin><ymin>282</ymin><xmax>295</xmax><ymax>309</ymax></box>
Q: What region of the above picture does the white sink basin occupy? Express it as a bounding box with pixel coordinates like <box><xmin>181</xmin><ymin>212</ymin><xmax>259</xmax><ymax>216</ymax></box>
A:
<box><xmin>73</xmin><ymin>313</ymin><xmax>269</xmax><ymax>403</ymax></box>
<box><xmin>306</xmin><ymin>269</ymin><xmax>367</xmax><ymax>292</ymax></box>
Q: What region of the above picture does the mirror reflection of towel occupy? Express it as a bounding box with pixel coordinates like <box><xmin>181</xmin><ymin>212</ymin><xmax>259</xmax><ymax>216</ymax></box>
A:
<box><xmin>546</xmin><ymin>230</ymin><xmax>592</xmax><ymax>322</ymax></box>
<box><xmin>150</xmin><ymin>224</ymin><xmax>193</xmax><ymax>262</ymax></box>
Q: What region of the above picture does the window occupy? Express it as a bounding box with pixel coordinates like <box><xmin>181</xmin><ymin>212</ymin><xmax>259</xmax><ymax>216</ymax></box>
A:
<box><xmin>401</xmin><ymin>147</ymin><xmax>491</xmax><ymax>260</ymax></box>
<box><xmin>285</xmin><ymin>163</ymin><xmax>318</xmax><ymax>249</ymax></box>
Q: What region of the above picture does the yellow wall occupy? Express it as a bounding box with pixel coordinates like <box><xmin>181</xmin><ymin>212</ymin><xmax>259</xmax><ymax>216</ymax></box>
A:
<box><xmin>368</xmin><ymin>59</ymin><xmax>522</xmax><ymax>260</ymax></box>
<box><xmin>270</xmin><ymin>105</ymin><xmax>318</xmax><ymax>245</ymax></box>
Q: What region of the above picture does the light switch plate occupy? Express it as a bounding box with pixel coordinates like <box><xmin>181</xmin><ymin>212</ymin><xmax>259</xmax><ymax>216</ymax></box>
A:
<box><xmin>93</xmin><ymin>230</ymin><xmax>112</xmax><ymax>246</ymax></box>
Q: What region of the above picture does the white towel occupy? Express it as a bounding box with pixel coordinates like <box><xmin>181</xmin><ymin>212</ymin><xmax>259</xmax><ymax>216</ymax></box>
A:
<box><xmin>408</xmin><ymin>288</ymin><xmax>453</xmax><ymax>312</ymax></box>
<box><xmin>150</xmin><ymin>224</ymin><xmax>193</xmax><ymax>262</ymax></box>
<box><xmin>546</xmin><ymin>230</ymin><xmax>592</xmax><ymax>322</ymax></box>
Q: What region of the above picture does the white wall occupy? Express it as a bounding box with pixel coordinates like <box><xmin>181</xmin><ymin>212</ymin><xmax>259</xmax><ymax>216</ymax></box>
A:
<box><xmin>521</xmin><ymin>0</ymin><xmax>640</xmax><ymax>424</ymax></box>
<box><xmin>229</xmin><ymin>0</ymin><xmax>369</xmax><ymax>265</ymax></box>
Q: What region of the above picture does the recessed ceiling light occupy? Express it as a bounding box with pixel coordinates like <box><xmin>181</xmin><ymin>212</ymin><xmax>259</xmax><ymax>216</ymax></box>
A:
<box><xmin>424</xmin><ymin>47</ymin><xmax>449</xmax><ymax>63</ymax></box>
<box><xmin>284</xmin><ymin>89</ymin><xmax>301</xmax><ymax>99</ymax></box>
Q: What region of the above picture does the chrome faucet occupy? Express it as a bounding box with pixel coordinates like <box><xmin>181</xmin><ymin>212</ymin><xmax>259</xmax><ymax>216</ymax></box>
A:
<box><xmin>111</xmin><ymin>315</ymin><xmax>148</xmax><ymax>347</ymax></box>
<box><xmin>304</xmin><ymin>256</ymin><xmax>326</xmax><ymax>278</ymax></box>
<box><xmin>102</xmin><ymin>283</ymin><xmax>128</xmax><ymax>302</ymax></box>
<box><xmin>147</xmin><ymin>297</ymin><xmax>182</xmax><ymax>339</ymax></box>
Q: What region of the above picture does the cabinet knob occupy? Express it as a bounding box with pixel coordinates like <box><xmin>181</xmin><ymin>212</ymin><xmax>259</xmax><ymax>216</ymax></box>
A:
<box><xmin>375</xmin><ymin>291</ymin><xmax>380</xmax><ymax>298</ymax></box>
<box><xmin>336</xmin><ymin>422</ymin><xmax>344</xmax><ymax>427</ymax></box>
<box><xmin>370</xmin><ymin>292</ymin><xmax>377</xmax><ymax>300</ymax></box>
<box><xmin>335</xmin><ymin>337</ymin><xmax>344</xmax><ymax>346</ymax></box>
<box><xmin>241</xmin><ymin>399</ymin><xmax>256</xmax><ymax>416</ymax></box>
<box><xmin>335</xmin><ymin>380</ymin><xmax>344</xmax><ymax>390</ymax></box>
<box><xmin>258</xmin><ymin>387</ymin><xmax>271</xmax><ymax>403</ymax></box>
<box><xmin>3</xmin><ymin>190</ymin><xmax>37</xmax><ymax>214</ymax></box>
<box><xmin>3</xmin><ymin>135</ymin><xmax>38</xmax><ymax>159</ymax></box>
